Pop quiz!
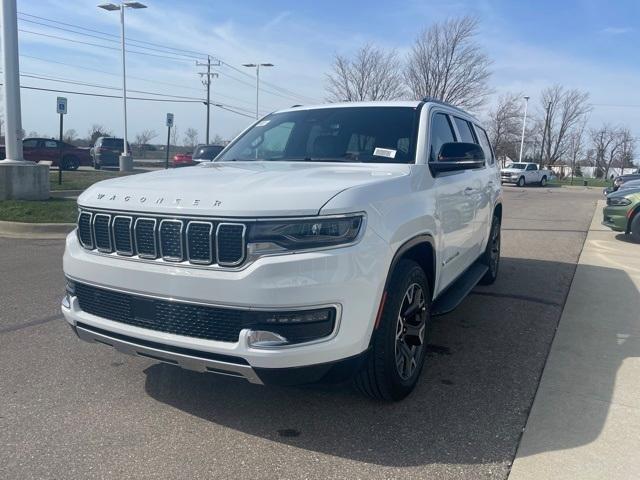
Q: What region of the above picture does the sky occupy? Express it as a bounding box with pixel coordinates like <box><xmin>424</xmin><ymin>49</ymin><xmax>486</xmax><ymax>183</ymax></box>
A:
<box><xmin>7</xmin><ymin>0</ymin><xmax>640</xmax><ymax>144</ymax></box>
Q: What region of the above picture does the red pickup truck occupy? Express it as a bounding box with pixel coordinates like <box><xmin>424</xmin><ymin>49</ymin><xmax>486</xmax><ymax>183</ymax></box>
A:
<box><xmin>0</xmin><ymin>137</ymin><xmax>92</xmax><ymax>170</ymax></box>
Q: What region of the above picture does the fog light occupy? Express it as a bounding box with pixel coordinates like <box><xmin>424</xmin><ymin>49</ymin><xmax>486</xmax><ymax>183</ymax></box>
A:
<box><xmin>247</xmin><ymin>330</ymin><xmax>289</xmax><ymax>348</ymax></box>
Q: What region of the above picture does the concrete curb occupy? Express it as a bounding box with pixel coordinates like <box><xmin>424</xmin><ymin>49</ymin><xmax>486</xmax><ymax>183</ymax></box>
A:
<box><xmin>0</xmin><ymin>220</ymin><xmax>74</xmax><ymax>239</ymax></box>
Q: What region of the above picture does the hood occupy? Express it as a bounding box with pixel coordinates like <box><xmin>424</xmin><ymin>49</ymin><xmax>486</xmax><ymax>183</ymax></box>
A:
<box><xmin>78</xmin><ymin>161</ymin><xmax>411</xmax><ymax>217</ymax></box>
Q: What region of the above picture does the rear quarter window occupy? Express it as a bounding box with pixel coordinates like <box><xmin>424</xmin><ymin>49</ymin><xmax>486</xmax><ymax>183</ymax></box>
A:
<box><xmin>474</xmin><ymin>125</ymin><xmax>495</xmax><ymax>166</ymax></box>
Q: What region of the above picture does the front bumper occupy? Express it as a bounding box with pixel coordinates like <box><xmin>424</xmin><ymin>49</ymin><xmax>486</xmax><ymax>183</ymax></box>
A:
<box><xmin>602</xmin><ymin>205</ymin><xmax>630</xmax><ymax>232</ymax></box>
<box><xmin>62</xmin><ymin>227</ymin><xmax>390</xmax><ymax>378</ymax></box>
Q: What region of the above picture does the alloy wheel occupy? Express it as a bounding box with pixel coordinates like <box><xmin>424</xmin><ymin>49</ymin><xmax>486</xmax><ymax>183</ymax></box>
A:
<box><xmin>395</xmin><ymin>283</ymin><xmax>427</xmax><ymax>380</ymax></box>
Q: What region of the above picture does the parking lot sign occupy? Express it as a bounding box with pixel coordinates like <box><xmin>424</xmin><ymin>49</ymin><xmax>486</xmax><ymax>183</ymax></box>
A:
<box><xmin>57</xmin><ymin>97</ymin><xmax>67</xmax><ymax>115</ymax></box>
<box><xmin>166</xmin><ymin>113</ymin><xmax>174</xmax><ymax>127</ymax></box>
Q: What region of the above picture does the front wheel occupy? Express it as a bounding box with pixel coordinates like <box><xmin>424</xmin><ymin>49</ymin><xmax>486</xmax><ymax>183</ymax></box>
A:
<box><xmin>62</xmin><ymin>155</ymin><xmax>79</xmax><ymax>171</ymax></box>
<box><xmin>517</xmin><ymin>176</ymin><xmax>525</xmax><ymax>187</ymax></box>
<box><xmin>355</xmin><ymin>259</ymin><xmax>431</xmax><ymax>401</ymax></box>
<box><xmin>630</xmin><ymin>213</ymin><xmax>640</xmax><ymax>243</ymax></box>
<box><xmin>540</xmin><ymin>176</ymin><xmax>547</xmax><ymax>187</ymax></box>
<box><xmin>479</xmin><ymin>215</ymin><xmax>501</xmax><ymax>285</ymax></box>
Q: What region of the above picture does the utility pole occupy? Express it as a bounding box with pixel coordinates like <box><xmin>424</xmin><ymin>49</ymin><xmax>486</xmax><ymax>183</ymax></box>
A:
<box><xmin>196</xmin><ymin>55</ymin><xmax>220</xmax><ymax>144</ymax></box>
<box><xmin>518</xmin><ymin>96</ymin><xmax>530</xmax><ymax>163</ymax></box>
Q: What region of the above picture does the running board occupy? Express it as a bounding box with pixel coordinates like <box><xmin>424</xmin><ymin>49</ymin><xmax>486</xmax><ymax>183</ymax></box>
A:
<box><xmin>432</xmin><ymin>262</ymin><xmax>488</xmax><ymax>316</ymax></box>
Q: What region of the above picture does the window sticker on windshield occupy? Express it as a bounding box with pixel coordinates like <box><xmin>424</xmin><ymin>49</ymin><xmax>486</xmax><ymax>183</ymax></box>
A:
<box><xmin>374</xmin><ymin>147</ymin><xmax>397</xmax><ymax>159</ymax></box>
<box><xmin>256</xmin><ymin>120</ymin><xmax>270</xmax><ymax>127</ymax></box>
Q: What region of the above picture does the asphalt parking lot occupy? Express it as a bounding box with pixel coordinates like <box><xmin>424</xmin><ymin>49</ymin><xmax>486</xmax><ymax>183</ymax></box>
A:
<box><xmin>0</xmin><ymin>186</ymin><xmax>602</xmax><ymax>480</ymax></box>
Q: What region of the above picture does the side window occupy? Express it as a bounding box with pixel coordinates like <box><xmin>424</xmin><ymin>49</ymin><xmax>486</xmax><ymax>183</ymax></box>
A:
<box><xmin>23</xmin><ymin>139</ymin><xmax>38</xmax><ymax>148</ymax></box>
<box><xmin>44</xmin><ymin>140</ymin><xmax>58</xmax><ymax>149</ymax></box>
<box><xmin>474</xmin><ymin>125</ymin><xmax>495</xmax><ymax>166</ymax></box>
<box><xmin>527</xmin><ymin>164</ymin><xmax>536</xmax><ymax>171</ymax></box>
<box><xmin>429</xmin><ymin>113</ymin><xmax>456</xmax><ymax>162</ymax></box>
<box><xmin>453</xmin><ymin>117</ymin><xmax>476</xmax><ymax>143</ymax></box>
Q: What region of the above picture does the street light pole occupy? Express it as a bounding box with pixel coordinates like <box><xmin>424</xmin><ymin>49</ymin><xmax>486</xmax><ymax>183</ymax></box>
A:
<box><xmin>518</xmin><ymin>95</ymin><xmax>530</xmax><ymax>163</ymax></box>
<box><xmin>98</xmin><ymin>1</ymin><xmax>147</xmax><ymax>171</ymax></box>
<box><xmin>242</xmin><ymin>62</ymin><xmax>274</xmax><ymax>119</ymax></box>
<box><xmin>1</xmin><ymin>0</ymin><xmax>24</xmax><ymax>163</ymax></box>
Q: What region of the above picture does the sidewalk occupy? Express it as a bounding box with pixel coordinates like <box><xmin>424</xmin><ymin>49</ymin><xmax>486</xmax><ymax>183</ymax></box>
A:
<box><xmin>509</xmin><ymin>201</ymin><xmax>640</xmax><ymax>479</ymax></box>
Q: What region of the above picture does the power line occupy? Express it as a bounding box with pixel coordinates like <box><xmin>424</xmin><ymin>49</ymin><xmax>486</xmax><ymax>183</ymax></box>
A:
<box><xmin>18</xmin><ymin>11</ymin><xmax>210</xmax><ymax>59</ymax></box>
<box><xmin>17</xmin><ymin>11</ymin><xmax>319</xmax><ymax>104</ymax></box>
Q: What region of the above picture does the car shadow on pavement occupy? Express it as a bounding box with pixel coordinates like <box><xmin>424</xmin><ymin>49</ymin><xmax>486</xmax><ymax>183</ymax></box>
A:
<box><xmin>142</xmin><ymin>257</ymin><xmax>637</xmax><ymax>468</ymax></box>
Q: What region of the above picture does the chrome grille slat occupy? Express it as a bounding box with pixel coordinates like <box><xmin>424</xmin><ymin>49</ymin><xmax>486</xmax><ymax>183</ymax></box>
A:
<box><xmin>93</xmin><ymin>213</ymin><xmax>112</xmax><ymax>253</ymax></box>
<box><xmin>186</xmin><ymin>221</ymin><xmax>214</xmax><ymax>264</ymax></box>
<box><xmin>159</xmin><ymin>219</ymin><xmax>184</xmax><ymax>262</ymax></box>
<box><xmin>78</xmin><ymin>209</ymin><xmax>245</xmax><ymax>268</ymax></box>
<box><xmin>112</xmin><ymin>216</ymin><xmax>133</xmax><ymax>256</ymax></box>
<box><xmin>134</xmin><ymin>218</ymin><xmax>158</xmax><ymax>259</ymax></box>
<box><xmin>216</xmin><ymin>223</ymin><xmax>246</xmax><ymax>266</ymax></box>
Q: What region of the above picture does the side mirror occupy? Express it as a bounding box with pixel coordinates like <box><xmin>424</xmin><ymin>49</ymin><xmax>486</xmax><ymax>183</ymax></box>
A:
<box><xmin>430</xmin><ymin>142</ymin><xmax>485</xmax><ymax>175</ymax></box>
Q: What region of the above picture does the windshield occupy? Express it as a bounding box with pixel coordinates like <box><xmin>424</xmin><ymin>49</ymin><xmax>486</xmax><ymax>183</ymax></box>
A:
<box><xmin>193</xmin><ymin>145</ymin><xmax>224</xmax><ymax>160</ymax></box>
<box><xmin>508</xmin><ymin>163</ymin><xmax>527</xmax><ymax>169</ymax></box>
<box><xmin>102</xmin><ymin>138</ymin><xmax>124</xmax><ymax>149</ymax></box>
<box><xmin>216</xmin><ymin>106</ymin><xmax>419</xmax><ymax>164</ymax></box>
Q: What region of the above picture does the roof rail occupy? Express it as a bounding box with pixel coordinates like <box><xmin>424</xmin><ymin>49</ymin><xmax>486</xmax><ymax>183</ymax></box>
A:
<box><xmin>421</xmin><ymin>97</ymin><xmax>468</xmax><ymax>114</ymax></box>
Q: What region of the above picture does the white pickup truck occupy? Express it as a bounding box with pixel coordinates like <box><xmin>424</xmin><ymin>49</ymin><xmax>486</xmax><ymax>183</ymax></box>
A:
<box><xmin>62</xmin><ymin>100</ymin><xmax>502</xmax><ymax>401</ymax></box>
<box><xmin>501</xmin><ymin>162</ymin><xmax>551</xmax><ymax>187</ymax></box>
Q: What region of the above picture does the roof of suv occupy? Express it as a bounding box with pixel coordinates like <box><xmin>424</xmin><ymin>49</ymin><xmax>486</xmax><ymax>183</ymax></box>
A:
<box><xmin>274</xmin><ymin>100</ymin><xmax>479</xmax><ymax>122</ymax></box>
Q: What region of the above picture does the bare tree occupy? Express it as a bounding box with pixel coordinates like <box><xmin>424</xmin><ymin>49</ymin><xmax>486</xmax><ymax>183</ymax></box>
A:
<box><xmin>537</xmin><ymin>85</ymin><xmax>591</xmax><ymax>166</ymax></box>
<box><xmin>27</xmin><ymin>130</ymin><xmax>39</xmax><ymax>138</ymax></box>
<box><xmin>618</xmin><ymin>129</ymin><xmax>636</xmax><ymax>174</ymax></box>
<box><xmin>325</xmin><ymin>44</ymin><xmax>405</xmax><ymax>102</ymax></box>
<box><xmin>87</xmin><ymin>124</ymin><xmax>112</xmax><ymax>145</ymax></box>
<box><xmin>170</xmin><ymin>125</ymin><xmax>179</xmax><ymax>147</ymax></box>
<box><xmin>566</xmin><ymin>120</ymin><xmax>587</xmax><ymax>181</ymax></box>
<box><xmin>486</xmin><ymin>92</ymin><xmax>523</xmax><ymax>166</ymax></box>
<box><xmin>183</xmin><ymin>128</ymin><xmax>198</xmax><ymax>148</ymax></box>
<box><xmin>134</xmin><ymin>129</ymin><xmax>158</xmax><ymax>158</ymax></box>
<box><xmin>63</xmin><ymin>129</ymin><xmax>77</xmax><ymax>143</ymax></box>
<box><xmin>404</xmin><ymin>16</ymin><xmax>492</xmax><ymax>110</ymax></box>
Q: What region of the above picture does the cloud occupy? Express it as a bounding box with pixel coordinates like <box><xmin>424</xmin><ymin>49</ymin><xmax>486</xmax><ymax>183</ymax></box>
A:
<box><xmin>600</xmin><ymin>26</ymin><xmax>633</xmax><ymax>35</ymax></box>
<box><xmin>262</xmin><ymin>11</ymin><xmax>292</xmax><ymax>31</ymax></box>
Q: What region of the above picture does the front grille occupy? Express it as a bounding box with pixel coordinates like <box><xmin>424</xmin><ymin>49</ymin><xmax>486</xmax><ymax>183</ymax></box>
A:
<box><xmin>74</xmin><ymin>282</ymin><xmax>336</xmax><ymax>344</ymax></box>
<box><xmin>78</xmin><ymin>209</ymin><xmax>245</xmax><ymax>268</ymax></box>
<box><xmin>93</xmin><ymin>214</ymin><xmax>112</xmax><ymax>252</ymax></box>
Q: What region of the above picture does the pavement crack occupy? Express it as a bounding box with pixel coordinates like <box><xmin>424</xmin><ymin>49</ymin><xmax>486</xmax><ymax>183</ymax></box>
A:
<box><xmin>0</xmin><ymin>313</ymin><xmax>63</xmax><ymax>334</ymax></box>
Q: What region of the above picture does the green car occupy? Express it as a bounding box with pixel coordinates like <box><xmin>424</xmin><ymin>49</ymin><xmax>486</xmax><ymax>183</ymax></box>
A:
<box><xmin>603</xmin><ymin>188</ymin><xmax>640</xmax><ymax>242</ymax></box>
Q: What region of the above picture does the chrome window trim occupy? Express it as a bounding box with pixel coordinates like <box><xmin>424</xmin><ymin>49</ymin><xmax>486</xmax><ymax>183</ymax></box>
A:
<box><xmin>186</xmin><ymin>221</ymin><xmax>214</xmax><ymax>265</ymax></box>
<box><xmin>77</xmin><ymin>211</ymin><xmax>94</xmax><ymax>249</ymax></box>
<box><xmin>216</xmin><ymin>222</ymin><xmax>246</xmax><ymax>267</ymax></box>
<box><xmin>112</xmin><ymin>215</ymin><xmax>134</xmax><ymax>256</ymax></box>
<box><xmin>159</xmin><ymin>219</ymin><xmax>184</xmax><ymax>262</ymax></box>
<box><xmin>92</xmin><ymin>213</ymin><xmax>113</xmax><ymax>253</ymax></box>
<box><xmin>134</xmin><ymin>217</ymin><xmax>158</xmax><ymax>259</ymax></box>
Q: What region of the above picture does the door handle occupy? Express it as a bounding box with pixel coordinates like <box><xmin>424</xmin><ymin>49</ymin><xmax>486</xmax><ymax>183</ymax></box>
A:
<box><xmin>488</xmin><ymin>181</ymin><xmax>494</xmax><ymax>186</ymax></box>
<box><xmin>464</xmin><ymin>187</ymin><xmax>474</xmax><ymax>195</ymax></box>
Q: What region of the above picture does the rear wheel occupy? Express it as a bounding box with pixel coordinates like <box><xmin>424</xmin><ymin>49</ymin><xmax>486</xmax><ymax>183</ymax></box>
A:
<box><xmin>93</xmin><ymin>157</ymin><xmax>101</xmax><ymax>170</ymax></box>
<box><xmin>517</xmin><ymin>176</ymin><xmax>525</xmax><ymax>187</ymax></box>
<box><xmin>355</xmin><ymin>260</ymin><xmax>430</xmax><ymax>401</ymax></box>
<box><xmin>479</xmin><ymin>215</ymin><xmax>501</xmax><ymax>285</ymax></box>
<box><xmin>540</xmin><ymin>176</ymin><xmax>547</xmax><ymax>187</ymax></box>
<box><xmin>630</xmin><ymin>213</ymin><xmax>640</xmax><ymax>243</ymax></box>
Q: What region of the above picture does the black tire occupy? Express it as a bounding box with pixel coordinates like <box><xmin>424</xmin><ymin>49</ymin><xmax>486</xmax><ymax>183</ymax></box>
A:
<box><xmin>517</xmin><ymin>176</ymin><xmax>525</xmax><ymax>187</ymax></box>
<box><xmin>479</xmin><ymin>214</ymin><xmax>501</xmax><ymax>285</ymax></box>
<box><xmin>355</xmin><ymin>259</ymin><xmax>431</xmax><ymax>401</ymax></box>
<box><xmin>93</xmin><ymin>157</ymin><xmax>101</xmax><ymax>170</ymax></box>
<box><xmin>540</xmin><ymin>176</ymin><xmax>547</xmax><ymax>187</ymax></box>
<box><xmin>62</xmin><ymin>155</ymin><xmax>79</xmax><ymax>171</ymax></box>
<box><xmin>630</xmin><ymin>213</ymin><xmax>640</xmax><ymax>243</ymax></box>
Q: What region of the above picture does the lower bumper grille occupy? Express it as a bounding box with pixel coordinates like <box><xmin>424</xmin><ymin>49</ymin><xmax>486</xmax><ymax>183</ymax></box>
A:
<box><xmin>74</xmin><ymin>283</ymin><xmax>336</xmax><ymax>344</ymax></box>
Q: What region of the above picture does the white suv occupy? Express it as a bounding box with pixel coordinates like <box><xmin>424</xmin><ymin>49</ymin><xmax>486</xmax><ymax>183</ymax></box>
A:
<box><xmin>62</xmin><ymin>100</ymin><xmax>502</xmax><ymax>400</ymax></box>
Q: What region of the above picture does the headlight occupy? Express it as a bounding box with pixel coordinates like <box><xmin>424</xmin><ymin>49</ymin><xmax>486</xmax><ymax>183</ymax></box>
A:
<box><xmin>607</xmin><ymin>197</ymin><xmax>632</xmax><ymax>206</ymax></box>
<box><xmin>247</xmin><ymin>214</ymin><xmax>364</xmax><ymax>254</ymax></box>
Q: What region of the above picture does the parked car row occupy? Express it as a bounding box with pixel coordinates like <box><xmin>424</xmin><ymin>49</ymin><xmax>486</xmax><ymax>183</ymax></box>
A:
<box><xmin>0</xmin><ymin>137</ymin><xmax>92</xmax><ymax>170</ymax></box>
<box><xmin>172</xmin><ymin>144</ymin><xmax>225</xmax><ymax>167</ymax></box>
<box><xmin>602</xmin><ymin>173</ymin><xmax>640</xmax><ymax>243</ymax></box>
